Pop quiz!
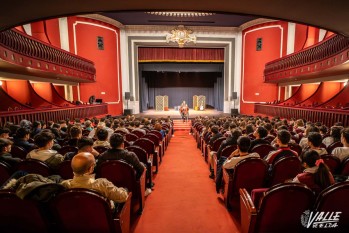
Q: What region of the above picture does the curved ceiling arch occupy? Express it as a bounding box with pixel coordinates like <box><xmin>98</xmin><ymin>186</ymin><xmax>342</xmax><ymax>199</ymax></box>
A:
<box><xmin>2</xmin><ymin>1</ymin><xmax>349</xmax><ymax>36</ymax></box>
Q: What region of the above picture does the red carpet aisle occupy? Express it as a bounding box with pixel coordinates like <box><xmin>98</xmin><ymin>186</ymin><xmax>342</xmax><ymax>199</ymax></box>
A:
<box><xmin>132</xmin><ymin>130</ymin><xmax>240</xmax><ymax>233</ymax></box>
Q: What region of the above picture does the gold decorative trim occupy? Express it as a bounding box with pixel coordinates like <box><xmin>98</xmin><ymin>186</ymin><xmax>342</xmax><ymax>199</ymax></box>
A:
<box><xmin>239</xmin><ymin>18</ymin><xmax>277</xmax><ymax>30</ymax></box>
<box><xmin>77</xmin><ymin>14</ymin><xmax>125</xmax><ymax>28</ymax></box>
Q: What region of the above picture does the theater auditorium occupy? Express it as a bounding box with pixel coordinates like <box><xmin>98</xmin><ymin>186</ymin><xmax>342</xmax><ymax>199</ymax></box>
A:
<box><xmin>0</xmin><ymin>1</ymin><xmax>349</xmax><ymax>233</ymax></box>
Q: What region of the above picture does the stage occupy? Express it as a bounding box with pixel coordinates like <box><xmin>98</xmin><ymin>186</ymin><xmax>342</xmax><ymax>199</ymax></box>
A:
<box><xmin>136</xmin><ymin>108</ymin><xmax>229</xmax><ymax>119</ymax></box>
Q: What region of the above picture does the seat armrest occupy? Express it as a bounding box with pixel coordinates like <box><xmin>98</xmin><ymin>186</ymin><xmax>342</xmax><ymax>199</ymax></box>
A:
<box><xmin>114</xmin><ymin>192</ymin><xmax>132</xmax><ymax>233</ymax></box>
<box><xmin>251</xmin><ymin>188</ymin><xmax>268</xmax><ymax>208</ymax></box>
<box><xmin>240</xmin><ymin>188</ymin><xmax>257</xmax><ymax>233</ymax></box>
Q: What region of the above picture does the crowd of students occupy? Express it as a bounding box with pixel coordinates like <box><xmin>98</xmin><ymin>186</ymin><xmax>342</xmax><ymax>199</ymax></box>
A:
<box><xmin>193</xmin><ymin>115</ymin><xmax>349</xmax><ymax>194</ymax></box>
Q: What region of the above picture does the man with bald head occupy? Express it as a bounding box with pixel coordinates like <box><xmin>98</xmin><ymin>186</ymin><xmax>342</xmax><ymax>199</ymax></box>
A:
<box><xmin>61</xmin><ymin>152</ymin><xmax>128</xmax><ymax>205</ymax></box>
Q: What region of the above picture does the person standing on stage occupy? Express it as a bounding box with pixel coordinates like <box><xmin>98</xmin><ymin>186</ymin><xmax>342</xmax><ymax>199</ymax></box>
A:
<box><xmin>180</xmin><ymin>103</ymin><xmax>189</xmax><ymax>122</ymax></box>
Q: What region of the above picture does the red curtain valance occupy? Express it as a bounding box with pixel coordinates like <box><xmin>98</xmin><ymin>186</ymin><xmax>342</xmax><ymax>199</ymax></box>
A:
<box><xmin>138</xmin><ymin>47</ymin><xmax>224</xmax><ymax>63</ymax></box>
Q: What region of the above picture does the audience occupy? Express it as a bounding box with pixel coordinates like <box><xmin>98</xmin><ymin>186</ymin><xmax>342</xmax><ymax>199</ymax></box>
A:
<box><xmin>27</xmin><ymin>131</ymin><xmax>64</xmax><ymax>169</ymax></box>
<box><xmin>61</xmin><ymin>152</ymin><xmax>129</xmax><ymax>208</ymax></box>
<box><xmin>0</xmin><ymin>128</ymin><xmax>10</xmax><ymax>139</ymax></box>
<box><xmin>13</xmin><ymin>128</ymin><xmax>36</xmax><ymax>153</ymax></box>
<box><xmin>65</xmin><ymin>126</ymin><xmax>82</xmax><ymax>147</ymax></box>
<box><xmin>0</xmin><ymin>138</ymin><xmax>22</xmax><ymax>166</ymax></box>
<box><xmin>65</xmin><ymin>137</ymin><xmax>99</xmax><ymax>160</ymax></box>
<box><xmin>249</xmin><ymin>126</ymin><xmax>269</xmax><ymax>151</ymax></box>
<box><xmin>332</xmin><ymin>127</ymin><xmax>349</xmax><ymax>161</ymax></box>
<box><xmin>323</xmin><ymin>126</ymin><xmax>343</xmax><ymax>147</ymax></box>
<box><xmin>293</xmin><ymin>150</ymin><xmax>334</xmax><ymax>194</ymax></box>
<box><xmin>93</xmin><ymin>128</ymin><xmax>110</xmax><ymax>148</ymax></box>
<box><xmin>265</xmin><ymin>130</ymin><xmax>298</xmax><ymax>164</ymax></box>
<box><xmin>304</xmin><ymin>132</ymin><xmax>327</xmax><ymax>156</ymax></box>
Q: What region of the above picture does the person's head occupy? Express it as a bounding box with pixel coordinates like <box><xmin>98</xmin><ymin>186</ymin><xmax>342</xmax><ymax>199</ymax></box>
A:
<box><xmin>341</xmin><ymin>128</ymin><xmax>349</xmax><ymax>146</ymax></box>
<box><xmin>20</xmin><ymin>119</ymin><xmax>31</xmax><ymax>130</ymax></box>
<box><xmin>253</xmin><ymin>126</ymin><xmax>268</xmax><ymax>139</ymax></box>
<box><xmin>15</xmin><ymin>127</ymin><xmax>31</xmax><ymax>140</ymax></box>
<box><xmin>96</xmin><ymin>128</ymin><xmax>108</xmax><ymax>141</ymax></box>
<box><xmin>277</xmin><ymin>130</ymin><xmax>291</xmax><ymax>146</ymax></box>
<box><xmin>237</xmin><ymin>136</ymin><xmax>251</xmax><ymax>153</ymax></box>
<box><xmin>154</xmin><ymin>123</ymin><xmax>162</xmax><ymax>131</ymax></box>
<box><xmin>319</xmin><ymin>125</ymin><xmax>327</xmax><ymax>135</ymax></box>
<box><xmin>0</xmin><ymin>128</ymin><xmax>10</xmax><ymax>139</ymax></box>
<box><xmin>305</xmin><ymin>126</ymin><xmax>320</xmax><ymax>137</ymax></box>
<box><xmin>245</xmin><ymin>124</ymin><xmax>254</xmax><ymax>135</ymax></box>
<box><xmin>77</xmin><ymin>137</ymin><xmax>94</xmax><ymax>153</ymax></box>
<box><xmin>34</xmin><ymin>131</ymin><xmax>55</xmax><ymax>148</ymax></box>
<box><xmin>109</xmin><ymin>133</ymin><xmax>124</xmax><ymax>149</ymax></box>
<box><xmin>134</xmin><ymin>121</ymin><xmax>141</xmax><ymax>128</ymax></box>
<box><xmin>84</xmin><ymin>120</ymin><xmax>92</xmax><ymax>128</ymax></box>
<box><xmin>264</xmin><ymin>123</ymin><xmax>272</xmax><ymax>133</ymax></box>
<box><xmin>32</xmin><ymin>121</ymin><xmax>42</xmax><ymax>129</ymax></box>
<box><xmin>211</xmin><ymin>126</ymin><xmax>219</xmax><ymax>135</ymax></box>
<box><xmin>0</xmin><ymin>138</ymin><xmax>13</xmax><ymax>153</ymax></box>
<box><xmin>296</xmin><ymin>119</ymin><xmax>305</xmax><ymax>127</ymax></box>
<box><xmin>301</xmin><ymin>150</ymin><xmax>332</xmax><ymax>190</ymax></box>
<box><xmin>70</xmin><ymin>126</ymin><xmax>82</xmax><ymax>139</ymax></box>
<box><xmin>330</xmin><ymin>126</ymin><xmax>343</xmax><ymax>141</ymax></box>
<box><xmin>231</xmin><ymin>129</ymin><xmax>242</xmax><ymax>144</ymax></box>
<box><xmin>71</xmin><ymin>152</ymin><xmax>96</xmax><ymax>176</ymax></box>
<box><xmin>307</xmin><ymin>132</ymin><xmax>323</xmax><ymax>148</ymax></box>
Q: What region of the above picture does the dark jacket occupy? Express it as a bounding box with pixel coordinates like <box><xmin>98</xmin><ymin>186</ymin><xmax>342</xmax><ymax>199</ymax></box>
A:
<box><xmin>97</xmin><ymin>148</ymin><xmax>145</xmax><ymax>179</ymax></box>
<box><xmin>216</xmin><ymin>137</ymin><xmax>237</xmax><ymax>159</ymax></box>
<box><xmin>13</xmin><ymin>138</ymin><xmax>36</xmax><ymax>153</ymax></box>
<box><xmin>209</xmin><ymin>132</ymin><xmax>223</xmax><ymax>147</ymax></box>
<box><xmin>0</xmin><ymin>152</ymin><xmax>22</xmax><ymax>167</ymax></box>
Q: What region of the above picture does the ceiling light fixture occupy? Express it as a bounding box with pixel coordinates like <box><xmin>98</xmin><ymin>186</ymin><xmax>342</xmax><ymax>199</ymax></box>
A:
<box><xmin>166</xmin><ymin>25</ymin><xmax>196</xmax><ymax>48</ymax></box>
<box><xmin>146</xmin><ymin>11</ymin><xmax>215</xmax><ymax>17</ymax></box>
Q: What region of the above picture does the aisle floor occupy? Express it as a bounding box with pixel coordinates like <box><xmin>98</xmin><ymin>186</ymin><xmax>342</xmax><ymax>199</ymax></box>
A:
<box><xmin>132</xmin><ymin>130</ymin><xmax>240</xmax><ymax>233</ymax></box>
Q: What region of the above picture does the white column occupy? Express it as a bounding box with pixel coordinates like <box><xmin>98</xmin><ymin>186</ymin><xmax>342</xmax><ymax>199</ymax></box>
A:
<box><xmin>318</xmin><ymin>29</ymin><xmax>327</xmax><ymax>42</ymax></box>
<box><xmin>59</xmin><ymin>17</ymin><xmax>70</xmax><ymax>52</ymax></box>
<box><xmin>287</xmin><ymin>22</ymin><xmax>296</xmax><ymax>55</ymax></box>
<box><xmin>23</xmin><ymin>24</ymin><xmax>32</xmax><ymax>36</ymax></box>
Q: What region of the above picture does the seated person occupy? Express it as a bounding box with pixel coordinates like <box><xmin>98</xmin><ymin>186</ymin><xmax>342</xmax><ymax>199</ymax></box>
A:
<box><xmin>249</xmin><ymin>126</ymin><xmax>270</xmax><ymax>151</ymax></box>
<box><xmin>209</xmin><ymin>126</ymin><xmax>223</xmax><ymax>179</ymax></box>
<box><xmin>93</xmin><ymin>128</ymin><xmax>111</xmax><ymax>148</ymax></box>
<box><xmin>265</xmin><ymin>130</ymin><xmax>298</xmax><ymax>165</ymax></box>
<box><xmin>332</xmin><ymin>127</ymin><xmax>349</xmax><ymax>161</ymax></box>
<box><xmin>154</xmin><ymin>123</ymin><xmax>166</xmax><ymax>139</ymax></box>
<box><xmin>30</xmin><ymin>121</ymin><xmax>42</xmax><ymax>138</ymax></box>
<box><xmin>116</xmin><ymin>121</ymin><xmax>129</xmax><ymax>134</ymax></box>
<box><xmin>13</xmin><ymin>128</ymin><xmax>36</xmax><ymax>153</ymax></box>
<box><xmin>27</xmin><ymin>131</ymin><xmax>64</xmax><ymax>169</ymax></box>
<box><xmin>303</xmin><ymin>132</ymin><xmax>327</xmax><ymax>156</ymax></box>
<box><xmin>65</xmin><ymin>126</ymin><xmax>82</xmax><ymax>147</ymax></box>
<box><xmin>97</xmin><ymin>133</ymin><xmax>145</xmax><ymax>179</ymax></box>
<box><xmin>61</xmin><ymin>152</ymin><xmax>128</xmax><ymax>208</ymax></box>
<box><xmin>299</xmin><ymin>125</ymin><xmax>320</xmax><ymax>149</ymax></box>
<box><xmin>293</xmin><ymin>150</ymin><xmax>335</xmax><ymax>194</ymax></box>
<box><xmin>223</xmin><ymin>136</ymin><xmax>260</xmax><ymax>169</ymax></box>
<box><xmin>0</xmin><ymin>138</ymin><xmax>22</xmax><ymax>166</ymax></box>
<box><xmin>84</xmin><ymin>120</ymin><xmax>94</xmax><ymax>132</ymax></box>
<box><xmin>322</xmin><ymin>126</ymin><xmax>342</xmax><ymax>148</ymax></box>
<box><xmin>65</xmin><ymin>137</ymin><xmax>99</xmax><ymax>160</ymax></box>
<box><xmin>0</xmin><ymin>127</ymin><xmax>10</xmax><ymax>139</ymax></box>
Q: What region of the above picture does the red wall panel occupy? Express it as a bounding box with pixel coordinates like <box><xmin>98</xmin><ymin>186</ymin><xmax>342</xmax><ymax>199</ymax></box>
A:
<box><xmin>32</xmin><ymin>83</ymin><xmax>53</xmax><ymax>102</ymax></box>
<box><xmin>241</xmin><ymin>22</ymin><xmax>287</xmax><ymax>115</ymax></box>
<box><xmin>45</xmin><ymin>19</ymin><xmax>61</xmax><ymax>48</ymax></box>
<box><xmin>54</xmin><ymin>85</ymin><xmax>65</xmax><ymax>98</ymax></box>
<box><xmin>294</xmin><ymin>24</ymin><xmax>308</xmax><ymax>52</ymax></box>
<box><xmin>68</xmin><ymin>17</ymin><xmax>123</xmax><ymax>116</ymax></box>
<box><xmin>5</xmin><ymin>80</ymin><xmax>31</xmax><ymax>104</ymax></box>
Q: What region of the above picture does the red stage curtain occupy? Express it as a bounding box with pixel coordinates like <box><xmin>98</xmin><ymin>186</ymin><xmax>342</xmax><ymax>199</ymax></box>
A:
<box><xmin>138</xmin><ymin>47</ymin><xmax>224</xmax><ymax>62</ymax></box>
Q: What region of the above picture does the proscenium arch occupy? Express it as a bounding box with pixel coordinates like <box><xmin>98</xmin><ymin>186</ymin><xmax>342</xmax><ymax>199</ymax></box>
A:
<box><xmin>1</xmin><ymin>1</ymin><xmax>349</xmax><ymax>36</ymax></box>
<box><xmin>126</xmin><ymin>35</ymin><xmax>237</xmax><ymax>114</ymax></box>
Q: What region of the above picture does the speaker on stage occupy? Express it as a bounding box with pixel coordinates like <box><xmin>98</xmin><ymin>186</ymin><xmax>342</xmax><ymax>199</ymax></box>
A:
<box><xmin>125</xmin><ymin>92</ymin><xmax>130</xmax><ymax>100</ymax></box>
<box><xmin>124</xmin><ymin>109</ymin><xmax>133</xmax><ymax>116</ymax></box>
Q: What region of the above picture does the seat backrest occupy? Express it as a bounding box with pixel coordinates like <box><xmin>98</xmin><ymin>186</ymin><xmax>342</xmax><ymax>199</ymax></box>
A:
<box><xmin>133</xmin><ymin>138</ymin><xmax>155</xmax><ymax>154</ymax></box>
<box><xmin>341</xmin><ymin>157</ymin><xmax>349</xmax><ymax>175</ymax></box>
<box><xmin>143</xmin><ymin>133</ymin><xmax>160</xmax><ymax>145</ymax></box>
<box><xmin>272</xmin><ymin>149</ymin><xmax>298</xmax><ymax>165</ymax></box>
<box><xmin>98</xmin><ymin>160</ymin><xmax>137</xmax><ymax>192</ymax></box>
<box><xmin>10</xmin><ymin>145</ymin><xmax>27</xmax><ymax>159</ymax></box>
<box><xmin>314</xmin><ymin>181</ymin><xmax>349</xmax><ymax>231</ymax></box>
<box><xmin>114</xmin><ymin>130</ymin><xmax>127</xmax><ymax>135</ymax></box>
<box><xmin>51</xmin><ymin>188</ymin><xmax>115</xmax><ymax>233</ymax></box>
<box><xmin>0</xmin><ymin>190</ymin><xmax>48</xmax><ymax>233</ymax></box>
<box><xmin>0</xmin><ymin>161</ymin><xmax>11</xmax><ymax>186</ymax></box>
<box><xmin>232</xmin><ymin>158</ymin><xmax>268</xmax><ymax>195</ymax></box>
<box><xmin>94</xmin><ymin>146</ymin><xmax>109</xmax><ymax>154</ymax></box>
<box><xmin>321</xmin><ymin>154</ymin><xmax>341</xmax><ymax>174</ymax></box>
<box><xmin>16</xmin><ymin>159</ymin><xmax>51</xmax><ymax>176</ymax></box>
<box><xmin>131</xmin><ymin>130</ymin><xmax>146</xmax><ymax>138</ymax></box>
<box><xmin>212</xmin><ymin>137</ymin><xmax>226</xmax><ymax>151</ymax></box>
<box><xmin>250</xmin><ymin>144</ymin><xmax>275</xmax><ymax>159</ymax></box>
<box><xmin>58</xmin><ymin>146</ymin><xmax>78</xmax><ymax>156</ymax></box>
<box><xmin>269</xmin><ymin>156</ymin><xmax>302</xmax><ymax>186</ymax></box>
<box><xmin>57</xmin><ymin>160</ymin><xmax>73</xmax><ymax>179</ymax></box>
<box><xmin>124</xmin><ymin>133</ymin><xmax>139</xmax><ymax>142</ymax></box>
<box><xmin>327</xmin><ymin>141</ymin><xmax>343</xmax><ymax>154</ymax></box>
<box><xmin>288</xmin><ymin>143</ymin><xmax>302</xmax><ymax>156</ymax></box>
<box><xmin>126</xmin><ymin>146</ymin><xmax>148</xmax><ymax>164</ymax></box>
<box><xmin>149</xmin><ymin>130</ymin><xmax>163</xmax><ymax>140</ymax></box>
<box><xmin>255</xmin><ymin>183</ymin><xmax>314</xmax><ymax>233</ymax></box>
<box><xmin>221</xmin><ymin>145</ymin><xmax>237</xmax><ymax>158</ymax></box>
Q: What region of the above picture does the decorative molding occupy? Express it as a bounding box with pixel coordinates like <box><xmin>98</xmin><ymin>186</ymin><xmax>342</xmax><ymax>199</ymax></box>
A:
<box><xmin>239</xmin><ymin>18</ymin><xmax>277</xmax><ymax>30</ymax></box>
<box><xmin>124</xmin><ymin>25</ymin><xmax>239</xmax><ymax>34</ymax></box>
<box><xmin>77</xmin><ymin>14</ymin><xmax>125</xmax><ymax>28</ymax></box>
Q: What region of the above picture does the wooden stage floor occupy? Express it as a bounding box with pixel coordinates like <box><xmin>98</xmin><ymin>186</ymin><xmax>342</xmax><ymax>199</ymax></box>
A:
<box><xmin>136</xmin><ymin>109</ymin><xmax>229</xmax><ymax>119</ymax></box>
